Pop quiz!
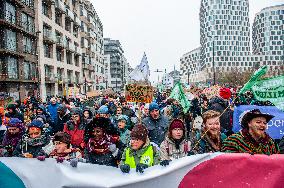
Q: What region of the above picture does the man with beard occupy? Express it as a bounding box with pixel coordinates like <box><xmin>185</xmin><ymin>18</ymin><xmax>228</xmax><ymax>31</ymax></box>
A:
<box><xmin>142</xmin><ymin>102</ymin><xmax>169</xmax><ymax>146</ymax></box>
<box><xmin>222</xmin><ymin>109</ymin><xmax>279</xmax><ymax>154</ymax></box>
<box><xmin>191</xmin><ymin>110</ymin><xmax>227</xmax><ymax>154</ymax></box>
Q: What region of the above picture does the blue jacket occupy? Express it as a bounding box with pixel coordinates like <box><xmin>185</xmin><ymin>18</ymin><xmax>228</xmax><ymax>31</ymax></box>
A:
<box><xmin>46</xmin><ymin>103</ymin><xmax>59</xmax><ymax>123</ymax></box>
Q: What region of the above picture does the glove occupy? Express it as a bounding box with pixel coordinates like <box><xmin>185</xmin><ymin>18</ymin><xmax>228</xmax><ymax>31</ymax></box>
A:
<box><xmin>70</xmin><ymin>158</ymin><xmax>78</xmax><ymax>168</ymax></box>
<box><xmin>56</xmin><ymin>157</ymin><xmax>65</xmax><ymax>163</ymax></box>
<box><xmin>160</xmin><ymin>160</ymin><xmax>171</xmax><ymax>166</ymax></box>
<box><xmin>136</xmin><ymin>163</ymin><xmax>148</xmax><ymax>173</ymax></box>
<box><xmin>120</xmin><ymin>164</ymin><xmax>130</xmax><ymax>173</ymax></box>
<box><xmin>108</xmin><ymin>144</ymin><xmax>117</xmax><ymax>153</ymax></box>
<box><xmin>187</xmin><ymin>151</ymin><xmax>195</xmax><ymax>156</ymax></box>
<box><xmin>37</xmin><ymin>156</ymin><xmax>46</xmax><ymax>161</ymax></box>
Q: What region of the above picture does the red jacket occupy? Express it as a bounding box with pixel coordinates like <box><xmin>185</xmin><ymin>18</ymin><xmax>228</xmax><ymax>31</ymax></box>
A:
<box><xmin>63</xmin><ymin>120</ymin><xmax>86</xmax><ymax>149</ymax></box>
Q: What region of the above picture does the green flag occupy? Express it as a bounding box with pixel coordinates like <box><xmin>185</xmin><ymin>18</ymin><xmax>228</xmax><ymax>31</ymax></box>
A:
<box><xmin>239</xmin><ymin>66</ymin><xmax>268</xmax><ymax>95</ymax></box>
<box><xmin>251</xmin><ymin>75</ymin><xmax>284</xmax><ymax>111</ymax></box>
<box><xmin>169</xmin><ymin>82</ymin><xmax>190</xmax><ymax>113</ymax></box>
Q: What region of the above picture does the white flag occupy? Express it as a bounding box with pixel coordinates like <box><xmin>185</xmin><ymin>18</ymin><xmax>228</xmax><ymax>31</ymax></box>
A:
<box><xmin>129</xmin><ymin>66</ymin><xmax>145</xmax><ymax>81</ymax></box>
<box><xmin>129</xmin><ymin>52</ymin><xmax>150</xmax><ymax>81</ymax></box>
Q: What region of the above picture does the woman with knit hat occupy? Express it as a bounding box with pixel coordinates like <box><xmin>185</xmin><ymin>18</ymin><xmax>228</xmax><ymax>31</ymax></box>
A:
<box><xmin>159</xmin><ymin>119</ymin><xmax>191</xmax><ymax>166</ymax></box>
<box><xmin>1</xmin><ymin>118</ymin><xmax>25</xmax><ymax>156</ymax></box>
<box><xmin>120</xmin><ymin>124</ymin><xmax>160</xmax><ymax>173</ymax></box>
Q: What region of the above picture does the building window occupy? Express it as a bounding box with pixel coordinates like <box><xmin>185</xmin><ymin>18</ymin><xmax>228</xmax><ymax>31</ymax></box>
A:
<box><xmin>21</xmin><ymin>0</ymin><xmax>34</xmax><ymax>8</ymax></box>
<box><xmin>21</xmin><ymin>13</ymin><xmax>35</xmax><ymax>33</ymax></box>
<box><xmin>4</xmin><ymin>29</ymin><xmax>17</xmax><ymax>51</ymax></box>
<box><xmin>56</xmin><ymin>48</ymin><xmax>63</xmax><ymax>61</ymax></box>
<box><xmin>66</xmin><ymin>51</ymin><xmax>72</xmax><ymax>64</ymax></box>
<box><xmin>23</xmin><ymin>36</ymin><xmax>34</xmax><ymax>54</ymax></box>
<box><xmin>43</xmin><ymin>43</ymin><xmax>52</xmax><ymax>58</ymax></box>
<box><xmin>4</xmin><ymin>2</ymin><xmax>16</xmax><ymax>24</ymax></box>
<box><xmin>55</xmin><ymin>12</ymin><xmax>62</xmax><ymax>26</ymax></box>
<box><xmin>7</xmin><ymin>56</ymin><xmax>18</xmax><ymax>79</ymax></box>
<box><xmin>23</xmin><ymin>61</ymin><xmax>37</xmax><ymax>80</ymax></box>
<box><xmin>42</xmin><ymin>2</ymin><xmax>50</xmax><ymax>18</ymax></box>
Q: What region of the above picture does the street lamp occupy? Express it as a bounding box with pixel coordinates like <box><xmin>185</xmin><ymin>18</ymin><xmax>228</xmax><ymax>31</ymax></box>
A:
<box><xmin>208</xmin><ymin>35</ymin><xmax>218</xmax><ymax>85</ymax></box>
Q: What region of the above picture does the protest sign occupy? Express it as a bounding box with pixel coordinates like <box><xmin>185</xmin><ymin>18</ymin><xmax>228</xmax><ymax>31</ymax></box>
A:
<box><xmin>125</xmin><ymin>84</ymin><xmax>153</xmax><ymax>103</ymax></box>
<box><xmin>233</xmin><ymin>105</ymin><xmax>284</xmax><ymax>139</ymax></box>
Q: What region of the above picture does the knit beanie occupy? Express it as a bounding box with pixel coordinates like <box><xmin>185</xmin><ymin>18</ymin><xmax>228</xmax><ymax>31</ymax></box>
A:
<box><xmin>130</xmin><ymin>124</ymin><xmax>148</xmax><ymax>143</ymax></box>
<box><xmin>28</xmin><ymin>119</ymin><xmax>44</xmax><ymax>129</ymax></box>
<box><xmin>169</xmin><ymin>119</ymin><xmax>185</xmax><ymax>132</ymax></box>
<box><xmin>7</xmin><ymin>118</ymin><xmax>23</xmax><ymax>128</ymax></box>
<box><xmin>149</xmin><ymin>102</ymin><xmax>159</xmax><ymax>112</ymax></box>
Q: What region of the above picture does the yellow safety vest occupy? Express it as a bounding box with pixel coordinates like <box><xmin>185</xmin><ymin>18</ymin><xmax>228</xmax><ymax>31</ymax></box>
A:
<box><xmin>125</xmin><ymin>145</ymin><xmax>154</xmax><ymax>168</ymax></box>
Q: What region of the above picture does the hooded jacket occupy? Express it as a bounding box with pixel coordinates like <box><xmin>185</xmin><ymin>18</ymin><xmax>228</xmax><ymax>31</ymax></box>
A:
<box><xmin>5</xmin><ymin>104</ymin><xmax>24</xmax><ymax>122</ymax></box>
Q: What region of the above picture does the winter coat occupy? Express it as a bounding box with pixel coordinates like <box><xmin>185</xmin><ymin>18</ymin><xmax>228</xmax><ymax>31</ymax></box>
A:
<box><xmin>119</xmin><ymin>128</ymin><xmax>131</xmax><ymax>146</ymax></box>
<box><xmin>13</xmin><ymin>134</ymin><xmax>50</xmax><ymax>157</ymax></box>
<box><xmin>120</xmin><ymin>138</ymin><xmax>160</xmax><ymax>167</ymax></box>
<box><xmin>160</xmin><ymin>135</ymin><xmax>191</xmax><ymax>161</ymax></box>
<box><xmin>52</xmin><ymin>111</ymin><xmax>71</xmax><ymax>134</ymax></box>
<box><xmin>46</xmin><ymin>103</ymin><xmax>59</xmax><ymax>124</ymax></box>
<box><xmin>142</xmin><ymin>115</ymin><xmax>169</xmax><ymax>146</ymax></box>
<box><xmin>221</xmin><ymin>129</ymin><xmax>279</xmax><ymax>155</ymax></box>
<box><xmin>63</xmin><ymin>120</ymin><xmax>87</xmax><ymax>149</ymax></box>
<box><xmin>84</xmin><ymin>135</ymin><xmax>119</xmax><ymax>167</ymax></box>
<box><xmin>191</xmin><ymin>132</ymin><xmax>227</xmax><ymax>154</ymax></box>
<box><xmin>2</xmin><ymin>128</ymin><xmax>25</xmax><ymax>156</ymax></box>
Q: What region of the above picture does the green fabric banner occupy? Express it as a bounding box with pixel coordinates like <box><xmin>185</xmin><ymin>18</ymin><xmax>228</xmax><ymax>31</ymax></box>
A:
<box><xmin>169</xmin><ymin>82</ymin><xmax>190</xmax><ymax>113</ymax></box>
<box><xmin>251</xmin><ymin>75</ymin><xmax>284</xmax><ymax>111</ymax></box>
<box><xmin>239</xmin><ymin>66</ymin><xmax>268</xmax><ymax>95</ymax></box>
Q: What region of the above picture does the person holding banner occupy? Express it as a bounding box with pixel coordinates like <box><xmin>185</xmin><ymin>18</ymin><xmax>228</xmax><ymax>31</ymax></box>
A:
<box><xmin>191</xmin><ymin>110</ymin><xmax>227</xmax><ymax>154</ymax></box>
<box><xmin>222</xmin><ymin>109</ymin><xmax>279</xmax><ymax>155</ymax></box>
<box><xmin>159</xmin><ymin>119</ymin><xmax>191</xmax><ymax>166</ymax></box>
<box><xmin>120</xmin><ymin>124</ymin><xmax>160</xmax><ymax>173</ymax></box>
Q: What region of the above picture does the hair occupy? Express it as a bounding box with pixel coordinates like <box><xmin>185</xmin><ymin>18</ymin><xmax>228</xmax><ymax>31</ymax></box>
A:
<box><xmin>202</xmin><ymin>110</ymin><xmax>220</xmax><ymax>124</ymax></box>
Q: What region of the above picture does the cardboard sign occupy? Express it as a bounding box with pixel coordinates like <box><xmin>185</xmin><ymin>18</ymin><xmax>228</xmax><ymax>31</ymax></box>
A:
<box><xmin>125</xmin><ymin>84</ymin><xmax>153</xmax><ymax>103</ymax></box>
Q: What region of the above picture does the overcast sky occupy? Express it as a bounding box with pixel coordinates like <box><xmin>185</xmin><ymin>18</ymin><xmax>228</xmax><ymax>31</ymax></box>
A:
<box><xmin>91</xmin><ymin>0</ymin><xmax>283</xmax><ymax>83</ymax></box>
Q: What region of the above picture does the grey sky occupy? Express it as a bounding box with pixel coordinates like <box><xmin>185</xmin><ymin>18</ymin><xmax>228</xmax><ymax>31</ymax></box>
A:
<box><xmin>92</xmin><ymin>0</ymin><xmax>283</xmax><ymax>83</ymax></box>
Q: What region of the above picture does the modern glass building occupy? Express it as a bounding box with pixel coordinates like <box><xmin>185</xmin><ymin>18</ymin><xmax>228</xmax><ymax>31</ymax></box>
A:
<box><xmin>252</xmin><ymin>4</ymin><xmax>284</xmax><ymax>72</ymax></box>
<box><xmin>200</xmin><ymin>0</ymin><xmax>251</xmax><ymax>78</ymax></box>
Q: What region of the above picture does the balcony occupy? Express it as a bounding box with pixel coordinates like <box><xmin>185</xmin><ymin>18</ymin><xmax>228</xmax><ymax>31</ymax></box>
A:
<box><xmin>55</xmin><ymin>0</ymin><xmax>65</xmax><ymax>13</ymax></box>
<box><xmin>65</xmin><ymin>7</ymin><xmax>75</xmax><ymax>20</ymax></box>
<box><xmin>66</xmin><ymin>42</ymin><xmax>75</xmax><ymax>52</ymax></box>
<box><xmin>43</xmin><ymin>30</ymin><xmax>56</xmax><ymax>43</ymax></box>
<box><xmin>74</xmin><ymin>46</ymin><xmax>81</xmax><ymax>55</ymax></box>
<box><xmin>45</xmin><ymin>73</ymin><xmax>56</xmax><ymax>83</ymax></box>
<box><xmin>55</xmin><ymin>36</ymin><xmax>67</xmax><ymax>48</ymax></box>
<box><xmin>74</xmin><ymin>17</ymin><xmax>80</xmax><ymax>26</ymax></box>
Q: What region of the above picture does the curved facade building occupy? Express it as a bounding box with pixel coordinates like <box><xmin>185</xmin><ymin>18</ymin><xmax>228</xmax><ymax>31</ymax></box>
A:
<box><xmin>200</xmin><ymin>0</ymin><xmax>251</xmax><ymax>77</ymax></box>
<box><xmin>252</xmin><ymin>4</ymin><xmax>284</xmax><ymax>68</ymax></box>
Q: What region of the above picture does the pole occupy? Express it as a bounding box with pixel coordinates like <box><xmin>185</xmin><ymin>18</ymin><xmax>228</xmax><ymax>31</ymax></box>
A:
<box><xmin>213</xmin><ymin>39</ymin><xmax>216</xmax><ymax>85</ymax></box>
<box><xmin>187</xmin><ymin>69</ymin><xmax>189</xmax><ymax>85</ymax></box>
<box><xmin>84</xmin><ymin>77</ymin><xmax>87</xmax><ymax>94</ymax></box>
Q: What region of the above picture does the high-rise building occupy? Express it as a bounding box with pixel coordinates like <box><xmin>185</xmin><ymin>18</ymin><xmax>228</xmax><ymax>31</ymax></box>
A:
<box><xmin>252</xmin><ymin>4</ymin><xmax>284</xmax><ymax>74</ymax></box>
<box><xmin>104</xmin><ymin>38</ymin><xmax>128</xmax><ymax>92</ymax></box>
<box><xmin>200</xmin><ymin>0</ymin><xmax>251</xmax><ymax>78</ymax></box>
<box><xmin>0</xmin><ymin>0</ymin><xmax>39</xmax><ymax>101</ymax></box>
<box><xmin>37</xmin><ymin>0</ymin><xmax>104</xmax><ymax>100</ymax></box>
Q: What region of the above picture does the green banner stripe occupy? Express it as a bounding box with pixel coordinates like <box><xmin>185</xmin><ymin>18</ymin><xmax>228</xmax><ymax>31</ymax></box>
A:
<box><xmin>0</xmin><ymin>161</ymin><xmax>26</xmax><ymax>188</ymax></box>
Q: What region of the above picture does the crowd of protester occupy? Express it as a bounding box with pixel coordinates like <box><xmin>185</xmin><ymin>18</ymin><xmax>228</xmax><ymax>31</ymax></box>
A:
<box><xmin>0</xmin><ymin>87</ymin><xmax>282</xmax><ymax>173</ymax></box>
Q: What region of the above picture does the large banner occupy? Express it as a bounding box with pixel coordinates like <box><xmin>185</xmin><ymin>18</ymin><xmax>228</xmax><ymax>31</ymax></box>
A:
<box><xmin>125</xmin><ymin>84</ymin><xmax>153</xmax><ymax>103</ymax></box>
<box><xmin>1</xmin><ymin>153</ymin><xmax>284</xmax><ymax>188</ymax></box>
<box><xmin>233</xmin><ymin>105</ymin><xmax>284</xmax><ymax>139</ymax></box>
